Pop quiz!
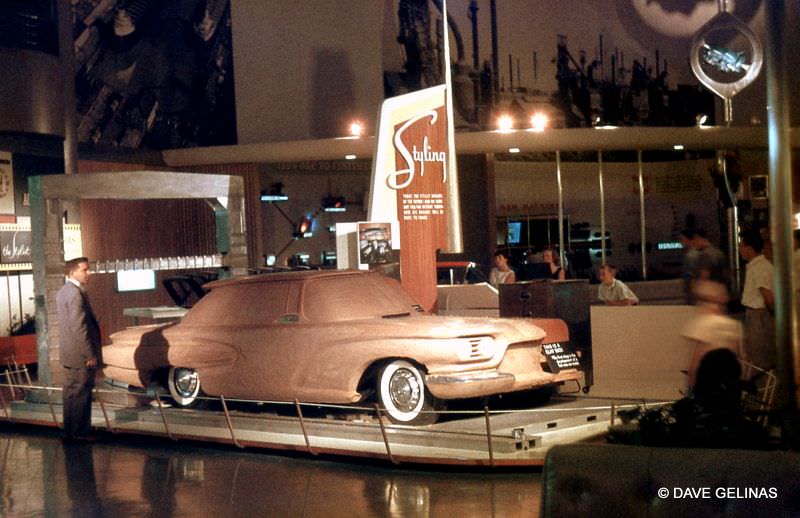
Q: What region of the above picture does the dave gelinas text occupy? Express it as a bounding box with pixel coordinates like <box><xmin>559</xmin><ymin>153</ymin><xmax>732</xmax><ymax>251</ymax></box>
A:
<box><xmin>664</xmin><ymin>487</ymin><xmax>778</xmax><ymax>499</ymax></box>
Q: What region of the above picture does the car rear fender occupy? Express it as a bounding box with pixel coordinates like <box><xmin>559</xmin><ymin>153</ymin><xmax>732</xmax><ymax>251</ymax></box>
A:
<box><xmin>167</xmin><ymin>340</ymin><xmax>239</xmax><ymax>369</ymax></box>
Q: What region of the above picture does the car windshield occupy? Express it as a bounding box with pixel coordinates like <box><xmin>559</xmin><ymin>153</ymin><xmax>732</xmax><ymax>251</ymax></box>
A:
<box><xmin>302</xmin><ymin>274</ymin><xmax>416</xmax><ymax>322</ymax></box>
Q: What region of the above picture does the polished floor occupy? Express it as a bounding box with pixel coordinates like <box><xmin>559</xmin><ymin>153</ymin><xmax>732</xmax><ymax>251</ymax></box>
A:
<box><xmin>0</xmin><ymin>424</ymin><xmax>543</xmax><ymax>517</ymax></box>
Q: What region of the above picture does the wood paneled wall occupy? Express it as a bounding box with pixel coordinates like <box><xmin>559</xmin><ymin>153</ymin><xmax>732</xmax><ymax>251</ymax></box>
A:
<box><xmin>79</xmin><ymin>198</ymin><xmax>216</xmax><ymax>260</ymax></box>
<box><xmin>73</xmin><ymin>160</ymin><xmax>263</xmax><ymax>337</ymax></box>
<box><xmin>183</xmin><ymin>163</ymin><xmax>264</xmax><ymax>267</ymax></box>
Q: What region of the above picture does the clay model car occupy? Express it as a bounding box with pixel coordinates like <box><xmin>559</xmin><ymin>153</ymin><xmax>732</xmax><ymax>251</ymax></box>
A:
<box><xmin>103</xmin><ymin>270</ymin><xmax>581</xmax><ymax>424</ymax></box>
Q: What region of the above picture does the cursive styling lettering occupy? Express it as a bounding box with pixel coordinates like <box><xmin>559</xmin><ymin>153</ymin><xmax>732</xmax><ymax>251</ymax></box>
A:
<box><xmin>387</xmin><ymin>111</ymin><xmax>447</xmax><ymax>190</ymax></box>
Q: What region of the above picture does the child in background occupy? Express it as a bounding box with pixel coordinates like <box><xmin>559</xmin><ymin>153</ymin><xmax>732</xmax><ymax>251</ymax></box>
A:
<box><xmin>597</xmin><ymin>264</ymin><xmax>639</xmax><ymax>306</ymax></box>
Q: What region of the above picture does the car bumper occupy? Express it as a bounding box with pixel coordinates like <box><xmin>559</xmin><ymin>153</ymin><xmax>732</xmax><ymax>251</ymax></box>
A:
<box><xmin>425</xmin><ymin>369</ymin><xmax>580</xmax><ymax>400</ymax></box>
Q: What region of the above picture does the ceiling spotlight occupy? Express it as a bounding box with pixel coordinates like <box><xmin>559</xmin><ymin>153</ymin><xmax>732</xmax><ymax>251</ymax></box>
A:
<box><xmin>344</xmin><ymin>154</ymin><xmax>357</xmax><ymax>160</ymax></box>
<box><xmin>673</xmin><ymin>144</ymin><xmax>685</xmax><ymax>151</ymax></box>
<box><xmin>508</xmin><ymin>147</ymin><xmax>521</xmax><ymax>153</ymax></box>
<box><xmin>497</xmin><ymin>114</ymin><xmax>514</xmax><ymax>132</ymax></box>
<box><xmin>349</xmin><ymin>121</ymin><xmax>364</xmax><ymax>137</ymax></box>
<box><xmin>530</xmin><ymin>112</ymin><xmax>548</xmax><ymax>132</ymax></box>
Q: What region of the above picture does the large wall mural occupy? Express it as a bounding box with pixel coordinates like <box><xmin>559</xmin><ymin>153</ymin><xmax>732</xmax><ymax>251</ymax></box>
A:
<box><xmin>72</xmin><ymin>0</ymin><xmax>236</xmax><ymax>150</ymax></box>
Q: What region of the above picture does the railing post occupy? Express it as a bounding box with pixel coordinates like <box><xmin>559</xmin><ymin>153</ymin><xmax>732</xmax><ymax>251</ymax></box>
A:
<box><xmin>154</xmin><ymin>392</ymin><xmax>175</xmax><ymax>441</ymax></box>
<box><xmin>294</xmin><ymin>399</ymin><xmax>316</xmax><ymax>455</ymax></box>
<box><xmin>374</xmin><ymin>404</ymin><xmax>397</xmax><ymax>465</ymax></box>
<box><xmin>0</xmin><ymin>383</ymin><xmax>8</xmax><ymax>419</ymax></box>
<box><xmin>220</xmin><ymin>395</ymin><xmax>243</xmax><ymax>448</ymax></box>
<box><xmin>45</xmin><ymin>388</ymin><xmax>59</xmax><ymax>428</ymax></box>
<box><xmin>484</xmin><ymin>405</ymin><xmax>495</xmax><ymax>467</ymax></box>
<box><xmin>4</xmin><ymin>372</ymin><xmax>16</xmax><ymax>400</ymax></box>
<box><xmin>95</xmin><ymin>388</ymin><xmax>115</xmax><ymax>433</ymax></box>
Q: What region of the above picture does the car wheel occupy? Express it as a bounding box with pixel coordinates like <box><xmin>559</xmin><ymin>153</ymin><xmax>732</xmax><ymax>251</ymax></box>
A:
<box><xmin>167</xmin><ymin>366</ymin><xmax>201</xmax><ymax>407</ymax></box>
<box><xmin>377</xmin><ymin>360</ymin><xmax>438</xmax><ymax>425</ymax></box>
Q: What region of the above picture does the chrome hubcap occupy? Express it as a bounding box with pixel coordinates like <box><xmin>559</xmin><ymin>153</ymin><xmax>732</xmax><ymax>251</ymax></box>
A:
<box><xmin>173</xmin><ymin>369</ymin><xmax>199</xmax><ymax>397</ymax></box>
<box><xmin>388</xmin><ymin>368</ymin><xmax>421</xmax><ymax>412</ymax></box>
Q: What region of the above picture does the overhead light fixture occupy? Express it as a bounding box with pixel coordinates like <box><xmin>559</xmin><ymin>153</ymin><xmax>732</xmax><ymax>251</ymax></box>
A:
<box><xmin>345</xmin><ymin>154</ymin><xmax>357</xmax><ymax>160</ymax></box>
<box><xmin>349</xmin><ymin>121</ymin><xmax>364</xmax><ymax>137</ymax></box>
<box><xmin>529</xmin><ymin>112</ymin><xmax>548</xmax><ymax>132</ymax></box>
<box><xmin>673</xmin><ymin>144</ymin><xmax>685</xmax><ymax>151</ymax></box>
<box><xmin>497</xmin><ymin>114</ymin><xmax>514</xmax><ymax>132</ymax></box>
<box><xmin>260</xmin><ymin>182</ymin><xmax>288</xmax><ymax>202</ymax></box>
<box><xmin>293</xmin><ymin>216</ymin><xmax>313</xmax><ymax>239</ymax></box>
<box><xmin>323</xmin><ymin>196</ymin><xmax>346</xmax><ymax>213</ymax></box>
<box><xmin>508</xmin><ymin>147</ymin><xmax>521</xmax><ymax>153</ymax></box>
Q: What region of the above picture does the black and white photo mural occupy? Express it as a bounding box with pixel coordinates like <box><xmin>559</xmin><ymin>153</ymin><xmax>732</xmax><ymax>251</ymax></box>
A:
<box><xmin>72</xmin><ymin>0</ymin><xmax>237</xmax><ymax>150</ymax></box>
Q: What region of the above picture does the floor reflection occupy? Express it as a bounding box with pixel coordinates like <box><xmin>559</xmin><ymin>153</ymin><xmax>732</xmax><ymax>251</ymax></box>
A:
<box><xmin>0</xmin><ymin>427</ymin><xmax>542</xmax><ymax>517</ymax></box>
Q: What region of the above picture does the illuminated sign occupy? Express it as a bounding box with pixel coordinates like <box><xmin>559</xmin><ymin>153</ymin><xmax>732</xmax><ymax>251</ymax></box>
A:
<box><xmin>367</xmin><ymin>85</ymin><xmax>462</xmax><ymax>310</ymax></box>
<box><xmin>690</xmin><ymin>10</ymin><xmax>763</xmax><ymax>102</ymax></box>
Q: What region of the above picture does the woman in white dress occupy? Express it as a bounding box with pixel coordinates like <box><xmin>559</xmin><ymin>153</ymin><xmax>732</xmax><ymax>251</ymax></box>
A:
<box><xmin>489</xmin><ymin>250</ymin><xmax>516</xmax><ymax>288</ymax></box>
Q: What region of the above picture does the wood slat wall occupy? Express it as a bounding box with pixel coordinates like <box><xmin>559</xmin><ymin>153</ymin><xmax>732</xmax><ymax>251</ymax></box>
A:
<box><xmin>73</xmin><ymin>160</ymin><xmax>263</xmax><ymax>336</ymax></box>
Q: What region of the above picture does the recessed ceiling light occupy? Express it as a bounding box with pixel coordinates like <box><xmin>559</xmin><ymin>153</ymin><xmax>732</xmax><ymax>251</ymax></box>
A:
<box><xmin>673</xmin><ymin>144</ymin><xmax>685</xmax><ymax>151</ymax></box>
<box><xmin>508</xmin><ymin>147</ymin><xmax>521</xmax><ymax>153</ymax></box>
<box><xmin>345</xmin><ymin>154</ymin><xmax>357</xmax><ymax>160</ymax></box>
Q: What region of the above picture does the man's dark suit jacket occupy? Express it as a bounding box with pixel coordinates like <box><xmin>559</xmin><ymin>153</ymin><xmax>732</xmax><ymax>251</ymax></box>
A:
<box><xmin>56</xmin><ymin>281</ymin><xmax>102</xmax><ymax>368</ymax></box>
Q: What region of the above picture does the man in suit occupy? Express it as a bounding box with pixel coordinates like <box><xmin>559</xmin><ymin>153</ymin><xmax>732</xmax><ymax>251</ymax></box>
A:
<box><xmin>56</xmin><ymin>257</ymin><xmax>102</xmax><ymax>440</ymax></box>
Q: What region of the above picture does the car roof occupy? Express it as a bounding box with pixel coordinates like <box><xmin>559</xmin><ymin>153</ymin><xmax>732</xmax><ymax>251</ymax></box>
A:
<box><xmin>204</xmin><ymin>269</ymin><xmax>370</xmax><ymax>290</ymax></box>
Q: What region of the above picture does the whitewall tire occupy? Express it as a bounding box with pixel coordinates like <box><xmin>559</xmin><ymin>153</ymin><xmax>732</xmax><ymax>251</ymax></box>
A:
<box><xmin>377</xmin><ymin>360</ymin><xmax>437</xmax><ymax>425</ymax></box>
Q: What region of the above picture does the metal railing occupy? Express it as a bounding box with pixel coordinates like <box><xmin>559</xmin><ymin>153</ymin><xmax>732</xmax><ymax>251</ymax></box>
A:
<box><xmin>0</xmin><ymin>380</ymin><xmax>661</xmax><ymax>465</ymax></box>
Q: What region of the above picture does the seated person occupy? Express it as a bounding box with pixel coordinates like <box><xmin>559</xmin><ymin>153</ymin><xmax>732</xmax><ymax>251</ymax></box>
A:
<box><xmin>597</xmin><ymin>264</ymin><xmax>638</xmax><ymax>305</ymax></box>
<box><xmin>542</xmin><ymin>247</ymin><xmax>566</xmax><ymax>280</ymax></box>
<box><xmin>489</xmin><ymin>250</ymin><xmax>516</xmax><ymax>288</ymax></box>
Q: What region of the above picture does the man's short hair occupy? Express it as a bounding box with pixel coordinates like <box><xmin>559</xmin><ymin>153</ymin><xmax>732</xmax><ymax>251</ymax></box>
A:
<box><xmin>740</xmin><ymin>229</ymin><xmax>764</xmax><ymax>253</ymax></box>
<box><xmin>64</xmin><ymin>257</ymin><xmax>89</xmax><ymax>276</ymax></box>
<box><xmin>600</xmin><ymin>263</ymin><xmax>617</xmax><ymax>274</ymax></box>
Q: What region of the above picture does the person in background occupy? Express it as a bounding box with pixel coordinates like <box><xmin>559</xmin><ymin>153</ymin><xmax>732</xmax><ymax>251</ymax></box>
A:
<box><xmin>679</xmin><ymin>228</ymin><xmax>700</xmax><ymax>304</ymax></box>
<box><xmin>489</xmin><ymin>249</ymin><xmax>516</xmax><ymax>288</ymax></box>
<box><xmin>542</xmin><ymin>247</ymin><xmax>566</xmax><ymax>280</ymax></box>
<box><xmin>692</xmin><ymin>228</ymin><xmax>728</xmax><ymax>285</ymax></box>
<box><xmin>681</xmin><ymin>280</ymin><xmax>742</xmax><ymax>388</ymax></box>
<box><xmin>739</xmin><ymin>229</ymin><xmax>775</xmax><ymax>371</ymax></box>
<box><xmin>597</xmin><ymin>264</ymin><xmax>639</xmax><ymax>305</ymax></box>
<box><xmin>56</xmin><ymin>257</ymin><xmax>103</xmax><ymax>442</ymax></box>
